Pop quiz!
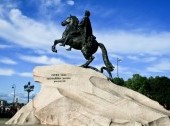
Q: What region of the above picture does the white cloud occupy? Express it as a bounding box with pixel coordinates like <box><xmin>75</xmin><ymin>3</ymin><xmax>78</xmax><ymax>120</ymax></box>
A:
<box><xmin>0</xmin><ymin>68</ymin><xmax>15</xmax><ymax>76</ymax></box>
<box><xmin>0</xmin><ymin>0</ymin><xmax>18</xmax><ymax>16</ymax></box>
<box><xmin>116</xmin><ymin>65</ymin><xmax>134</xmax><ymax>79</ymax></box>
<box><xmin>67</xmin><ymin>0</ymin><xmax>74</xmax><ymax>6</ymax></box>
<box><xmin>0</xmin><ymin>7</ymin><xmax>170</xmax><ymax>60</ymax></box>
<box><xmin>0</xmin><ymin>8</ymin><xmax>61</xmax><ymax>50</ymax></box>
<box><xmin>18</xmin><ymin>72</ymin><xmax>33</xmax><ymax>78</ymax></box>
<box><xmin>0</xmin><ymin>44</ymin><xmax>10</xmax><ymax>49</ymax></box>
<box><xmin>43</xmin><ymin>0</ymin><xmax>61</xmax><ymax>6</ymax></box>
<box><xmin>146</xmin><ymin>67</ymin><xmax>163</xmax><ymax>73</ymax></box>
<box><xmin>38</xmin><ymin>0</ymin><xmax>64</xmax><ymax>15</ymax></box>
<box><xmin>0</xmin><ymin>92</ymin><xmax>33</xmax><ymax>103</ymax></box>
<box><xmin>0</xmin><ymin>57</ymin><xmax>17</xmax><ymax>65</ymax></box>
<box><xmin>19</xmin><ymin>55</ymin><xmax>66</xmax><ymax>65</ymax></box>
<box><xmin>127</xmin><ymin>56</ymin><xmax>139</xmax><ymax>61</ymax></box>
<box><xmin>0</xmin><ymin>68</ymin><xmax>33</xmax><ymax>77</ymax></box>
<box><xmin>146</xmin><ymin>60</ymin><xmax>170</xmax><ymax>73</ymax></box>
<box><xmin>95</xmin><ymin>30</ymin><xmax>170</xmax><ymax>55</ymax></box>
<box><xmin>0</xmin><ymin>93</ymin><xmax>12</xmax><ymax>102</ymax></box>
<box><xmin>127</xmin><ymin>55</ymin><xmax>157</xmax><ymax>62</ymax></box>
<box><xmin>143</xmin><ymin>57</ymin><xmax>157</xmax><ymax>62</ymax></box>
<box><xmin>110</xmin><ymin>53</ymin><xmax>124</xmax><ymax>60</ymax></box>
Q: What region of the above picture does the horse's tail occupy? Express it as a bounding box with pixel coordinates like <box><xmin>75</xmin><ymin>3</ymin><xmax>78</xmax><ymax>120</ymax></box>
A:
<box><xmin>98</xmin><ymin>43</ymin><xmax>114</xmax><ymax>71</ymax></box>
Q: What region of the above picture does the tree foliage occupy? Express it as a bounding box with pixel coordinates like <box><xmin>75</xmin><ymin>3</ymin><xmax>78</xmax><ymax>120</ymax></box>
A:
<box><xmin>111</xmin><ymin>77</ymin><xmax>125</xmax><ymax>86</ymax></box>
<box><xmin>125</xmin><ymin>74</ymin><xmax>149</xmax><ymax>95</ymax></box>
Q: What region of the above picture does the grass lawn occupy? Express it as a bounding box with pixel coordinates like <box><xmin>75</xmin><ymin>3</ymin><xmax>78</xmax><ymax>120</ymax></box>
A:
<box><xmin>0</xmin><ymin>118</ymin><xmax>9</xmax><ymax>126</ymax></box>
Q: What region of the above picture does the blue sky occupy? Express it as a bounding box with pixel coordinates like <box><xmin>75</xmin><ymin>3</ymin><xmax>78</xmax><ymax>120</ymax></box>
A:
<box><xmin>0</xmin><ymin>0</ymin><xmax>170</xmax><ymax>103</ymax></box>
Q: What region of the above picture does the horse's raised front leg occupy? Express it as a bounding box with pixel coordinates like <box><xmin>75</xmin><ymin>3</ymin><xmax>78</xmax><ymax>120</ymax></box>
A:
<box><xmin>51</xmin><ymin>39</ymin><xmax>64</xmax><ymax>53</ymax></box>
<box><xmin>52</xmin><ymin>40</ymin><xmax>58</xmax><ymax>53</ymax></box>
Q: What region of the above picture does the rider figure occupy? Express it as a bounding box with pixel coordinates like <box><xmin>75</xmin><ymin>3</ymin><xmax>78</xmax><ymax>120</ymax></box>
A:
<box><xmin>79</xmin><ymin>10</ymin><xmax>95</xmax><ymax>47</ymax></box>
<box><xmin>61</xmin><ymin>10</ymin><xmax>95</xmax><ymax>50</ymax></box>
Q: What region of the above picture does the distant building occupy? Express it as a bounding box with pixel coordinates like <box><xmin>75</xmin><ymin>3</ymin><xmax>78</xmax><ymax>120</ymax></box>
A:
<box><xmin>0</xmin><ymin>100</ymin><xmax>7</xmax><ymax>107</ymax></box>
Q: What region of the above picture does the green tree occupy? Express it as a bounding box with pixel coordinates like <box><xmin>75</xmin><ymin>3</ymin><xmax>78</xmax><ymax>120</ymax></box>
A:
<box><xmin>148</xmin><ymin>76</ymin><xmax>170</xmax><ymax>110</ymax></box>
<box><xmin>111</xmin><ymin>77</ymin><xmax>125</xmax><ymax>86</ymax></box>
<box><xmin>125</xmin><ymin>74</ymin><xmax>149</xmax><ymax>96</ymax></box>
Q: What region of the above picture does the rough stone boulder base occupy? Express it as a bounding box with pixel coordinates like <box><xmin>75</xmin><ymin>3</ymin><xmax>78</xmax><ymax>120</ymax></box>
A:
<box><xmin>6</xmin><ymin>64</ymin><xmax>170</xmax><ymax>126</ymax></box>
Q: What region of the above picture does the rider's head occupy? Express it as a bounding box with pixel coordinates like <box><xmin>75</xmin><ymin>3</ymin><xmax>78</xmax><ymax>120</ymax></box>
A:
<box><xmin>85</xmin><ymin>10</ymin><xmax>90</xmax><ymax>17</ymax></box>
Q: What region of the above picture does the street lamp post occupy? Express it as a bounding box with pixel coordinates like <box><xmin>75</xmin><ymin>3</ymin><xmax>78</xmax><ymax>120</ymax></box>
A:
<box><xmin>12</xmin><ymin>84</ymin><xmax>16</xmax><ymax>106</ymax></box>
<box><xmin>24</xmin><ymin>82</ymin><xmax>34</xmax><ymax>103</ymax></box>
<box><xmin>117</xmin><ymin>57</ymin><xmax>122</xmax><ymax>78</ymax></box>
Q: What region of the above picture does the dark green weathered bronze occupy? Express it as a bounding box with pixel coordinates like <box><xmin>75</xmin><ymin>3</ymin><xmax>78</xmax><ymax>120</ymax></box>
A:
<box><xmin>52</xmin><ymin>10</ymin><xmax>114</xmax><ymax>79</ymax></box>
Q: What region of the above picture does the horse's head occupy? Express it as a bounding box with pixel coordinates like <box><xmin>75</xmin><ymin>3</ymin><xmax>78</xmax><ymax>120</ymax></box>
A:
<box><xmin>61</xmin><ymin>15</ymin><xmax>79</xmax><ymax>27</ymax></box>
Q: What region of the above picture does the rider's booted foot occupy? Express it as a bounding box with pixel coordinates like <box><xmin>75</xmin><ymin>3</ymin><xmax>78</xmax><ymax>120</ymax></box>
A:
<box><xmin>66</xmin><ymin>47</ymin><xmax>72</xmax><ymax>51</ymax></box>
<box><xmin>60</xmin><ymin>43</ymin><xmax>65</xmax><ymax>46</ymax></box>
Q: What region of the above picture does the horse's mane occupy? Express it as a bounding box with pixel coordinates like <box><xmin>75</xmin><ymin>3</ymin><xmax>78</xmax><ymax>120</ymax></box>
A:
<box><xmin>70</xmin><ymin>15</ymin><xmax>79</xmax><ymax>24</ymax></box>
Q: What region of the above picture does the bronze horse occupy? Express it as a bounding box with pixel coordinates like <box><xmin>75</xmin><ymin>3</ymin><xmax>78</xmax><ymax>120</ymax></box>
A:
<box><xmin>52</xmin><ymin>15</ymin><xmax>114</xmax><ymax>79</ymax></box>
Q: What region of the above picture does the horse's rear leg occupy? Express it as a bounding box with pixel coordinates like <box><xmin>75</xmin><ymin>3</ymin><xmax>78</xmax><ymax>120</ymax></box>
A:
<box><xmin>81</xmin><ymin>55</ymin><xmax>95</xmax><ymax>68</ymax></box>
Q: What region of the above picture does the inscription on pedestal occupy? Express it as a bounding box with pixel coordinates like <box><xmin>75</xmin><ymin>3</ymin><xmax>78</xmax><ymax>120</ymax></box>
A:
<box><xmin>47</xmin><ymin>73</ymin><xmax>71</xmax><ymax>83</ymax></box>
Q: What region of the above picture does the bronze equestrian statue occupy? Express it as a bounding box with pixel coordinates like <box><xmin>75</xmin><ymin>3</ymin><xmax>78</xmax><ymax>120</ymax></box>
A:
<box><xmin>52</xmin><ymin>10</ymin><xmax>114</xmax><ymax>79</ymax></box>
